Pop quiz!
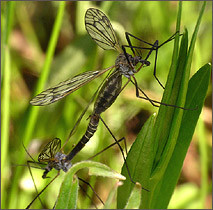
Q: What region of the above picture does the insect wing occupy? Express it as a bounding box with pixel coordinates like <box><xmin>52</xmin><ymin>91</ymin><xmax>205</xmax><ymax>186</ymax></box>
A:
<box><xmin>85</xmin><ymin>8</ymin><xmax>122</xmax><ymax>52</ymax></box>
<box><xmin>38</xmin><ymin>138</ymin><xmax>61</xmax><ymax>162</ymax></box>
<box><xmin>30</xmin><ymin>67</ymin><xmax>114</xmax><ymax>106</ymax></box>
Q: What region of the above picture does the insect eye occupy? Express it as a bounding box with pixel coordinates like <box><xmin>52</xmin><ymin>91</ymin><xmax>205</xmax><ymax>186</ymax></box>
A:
<box><xmin>145</xmin><ymin>60</ymin><xmax>150</xmax><ymax>66</ymax></box>
<box><xmin>132</xmin><ymin>56</ymin><xmax>141</xmax><ymax>65</ymax></box>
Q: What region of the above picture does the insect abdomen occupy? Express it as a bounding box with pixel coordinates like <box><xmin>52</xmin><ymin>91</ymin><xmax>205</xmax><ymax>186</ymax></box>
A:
<box><xmin>65</xmin><ymin>114</ymin><xmax>99</xmax><ymax>161</ymax></box>
<box><xmin>94</xmin><ymin>71</ymin><xmax>122</xmax><ymax>115</ymax></box>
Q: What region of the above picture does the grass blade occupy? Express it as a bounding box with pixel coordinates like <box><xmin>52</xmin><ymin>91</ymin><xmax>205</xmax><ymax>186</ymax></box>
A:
<box><xmin>55</xmin><ymin>161</ymin><xmax>125</xmax><ymax>209</ymax></box>
<box><xmin>1</xmin><ymin>47</ymin><xmax>11</xmax><ymax>209</ymax></box>
<box><xmin>117</xmin><ymin>2</ymin><xmax>208</xmax><ymax>209</ymax></box>
<box><xmin>124</xmin><ymin>183</ymin><xmax>142</xmax><ymax>209</ymax></box>
<box><xmin>154</xmin><ymin>63</ymin><xmax>211</xmax><ymax>208</ymax></box>
<box><xmin>117</xmin><ymin>114</ymin><xmax>156</xmax><ymax>208</ymax></box>
<box><xmin>149</xmin><ymin>2</ymin><xmax>207</xmax><ymax>208</ymax></box>
<box><xmin>8</xmin><ymin>3</ymin><xmax>66</xmax><ymax>208</ymax></box>
<box><xmin>55</xmin><ymin>174</ymin><xmax>79</xmax><ymax>209</ymax></box>
<box><xmin>1</xmin><ymin>2</ymin><xmax>15</xmax><ymax>208</ymax></box>
<box><xmin>142</xmin><ymin>29</ymin><xmax>189</xmax><ymax>209</ymax></box>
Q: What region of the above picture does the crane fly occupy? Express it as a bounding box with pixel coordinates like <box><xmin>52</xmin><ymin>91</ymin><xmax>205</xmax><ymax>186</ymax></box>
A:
<box><xmin>25</xmin><ymin>138</ymin><xmax>67</xmax><ymax>208</ymax></box>
<box><xmin>30</xmin><ymin>8</ymin><xmax>186</xmax><ymax>109</ymax></box>
<box><xmin>26</xmin><ymin>136</ymin><xmax>125</xmax><ymax>208</ymax></box>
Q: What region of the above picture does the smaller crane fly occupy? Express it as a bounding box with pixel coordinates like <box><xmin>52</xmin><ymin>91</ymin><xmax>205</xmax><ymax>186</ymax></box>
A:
<box><xmin>26</xmin><ymin>138</ymin><xmax>107</xmax><ymax>208</ymax></box>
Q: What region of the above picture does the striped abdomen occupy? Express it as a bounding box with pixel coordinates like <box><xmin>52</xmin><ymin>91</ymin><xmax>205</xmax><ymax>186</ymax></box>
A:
<box><xmin>65</xmin><ymin>114</ymin><xmax>99</xmax><ymax>162</ymax></box>
<box><xmin>94</xmin><ymin>70</ymin><xmax>122</xmax><ymax>115</ymax></box>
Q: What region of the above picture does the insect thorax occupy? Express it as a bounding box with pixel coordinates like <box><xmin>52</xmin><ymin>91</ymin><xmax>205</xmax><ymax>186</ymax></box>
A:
<box><xmin>53</xmin><ymin>152</ymin><xmax>72</xmax><ymax>172</ymax></box>
<box><xmin>115</xmin><ymin>53</ymin><xmax>141</xmax><ymax>78</ymax></box>
<box><xmin>43</xmin><ymin>152</ymin><xmax>72</xmax><ymax>178</ymax></box>
<box><xmin>93</xmin><ymin>70</ymin><xmax>122</xmax><ymax>115</ymax></box>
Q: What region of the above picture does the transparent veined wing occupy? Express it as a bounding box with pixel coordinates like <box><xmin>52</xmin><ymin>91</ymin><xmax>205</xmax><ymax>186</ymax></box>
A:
<box><xmin>85</xmin><ymin>8</ymin><xmax>122</xmax><ymax>53</ymax></box>
<box><xmin>38</xmin><ymin>138</ymin><xmax>61</xmax><ymax>163</ymax></box>
<box><xmin>30</xmin><ymin>66</ymin><xmax>114</xmax><ymax>106</ymax></box>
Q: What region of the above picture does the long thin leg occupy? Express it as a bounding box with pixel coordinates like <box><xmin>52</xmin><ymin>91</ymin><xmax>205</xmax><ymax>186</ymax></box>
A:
<box><xmin>26</xmin><ymin>161</ymin><xmax>44</xmax><ymax>208</ymax></box>
<box><xmin>158</xmin><ymin>31</ymin><xmax>181</xmax><ymax>48</ymax></box>
<box><xmin>131</xmin><ymin>77</ymin><xmax>197</xmax><ymax>110</ymax></box>
<box><xmin>124</xmin><ymin>39</ymin><xmax>189</xmax><ymax>110</ymax></box>
<box><xmin>124</xmin><ymin>31</ymin><xmax>181</xmax><ymax>89</ymax></box>
<box><xmin>22</xmin><ymin>141</ymin><xmax>41</xmax><ymax>166</ymax></box>
<box><xmin>26</xmin><ymin>172</ymin><xmax>60</xmax><ymax>209</ymax></box>
<box><xmin>122</xmin><ymin>30</ymin><xmax>181</xmax><ymax>54</ymax></box>
<box><xmin>99</xmin><ymin>116</ymin><xmax>149</xmax><ymax>192</ymax></box>
<box><xmin>123</xmin><ymin>40</ymin><xmax>165</xmax><ymax>88</ymax></box>
<box><xmin>99</xmin><ymin>116</ymin><xmax>135</xmax><ymax>184</ymax></box>
<box><xmin>131</xmin><ymin>76</ymin><xmax>159</xmax><ymax>107</ymax></box>
<box><xmin>78</xmin><ymin>184</ymin><xmax>98</xmax><ymax>209</ymax></box>
<box><xmin>125</xmin><ymin>31</ymin><xmax>180</xmax><ymax>49</ymax></box>
<box><xmin>125</xmin><ymin>32</ymin><xmax>136</xmax><ymax>55</ymax></box>
<box><xmin>121</xmin><ymin>45</ymin><xmax>136</xmax><ymax>69</ymax></box>
<box><xmin>22</xmin><ymin>142</ymin><xmax>46</xmax><ymax>207</ymax></box>
<box><xmin>88</xmin><ymin>137</ymin><xmax>126</xmax><ymax>160</ymax></box>
<box><xmin>122</xmin><ymin>30</ymin><xmax>150</xmax><ymax>70</ymax></box>
<box><xmin>78</xmin><ymin>177</ymin><xmax>105</xmax><ymax>206</ymax></box>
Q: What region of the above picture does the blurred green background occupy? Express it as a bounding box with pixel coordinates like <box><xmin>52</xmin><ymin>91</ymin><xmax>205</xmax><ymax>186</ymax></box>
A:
<box><xmin>1</xmin><ymin>1</ymin><xmax>212</xmax><ymax>209</ymax></box>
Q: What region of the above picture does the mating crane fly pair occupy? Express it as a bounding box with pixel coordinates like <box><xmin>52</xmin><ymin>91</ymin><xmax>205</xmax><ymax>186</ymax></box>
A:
<box><xmin>27</xmin><ymin>7</ymin><xmax>183</xmax><ymax>208</ymax></box>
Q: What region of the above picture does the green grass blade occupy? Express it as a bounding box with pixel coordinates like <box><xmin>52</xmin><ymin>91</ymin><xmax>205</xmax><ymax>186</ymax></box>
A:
<box><xmin>152</xmin><ymin>1</ymin><xmax>183</xmax><ymax>168</ymax></box>
<box><xmin>149</xmin><ymin>2</ymin><xmax>207</xmax><ymax>208</ymax></box>
<box><xmin>139</xmin><ymin>4</ymin><xmax>186</xmax><ymax>208</ymax></box>
<box><xmin>1</xmin><ymin>2</ymin><xmax>15</xmax><ymax>209</ymax></box>
<box><xmin>147</xmin><ymin>2</ymin><xmax>206</xmax><ymax>208</ymax></box>
<box><xmin>118</xmin><ymin>2</ymin><xmax>208</xmax><ymax>209</ymax></box>
<box><xmin>55</xmin><ymin>161</ymin><xmax>125</xmax><ymax>209</ymax></box>
<box><xmin>1</xmin><ymin>47</ymin><xmax>11</xmax><ymax>209</ymax></box>
<box><xmin>186</xmin><ymin>1</ymin><xmax>206</xmax><ymax>70</ymax></box>
<box><xmin>7</xmin><ymin>3</ymin><xmax>66</xmax><ymax>208</ymax></box>
<box><xmin>153</xmin><ymin>28</ymin><xmax>188</xmax><ymax>167</ymax></box>
<box><xmin>1</xmin><ymin>1</ymin><xmax>15</xmax><ymax>73</ymax></box>
<box><xmin>124</xmin><ymin>183</ymin><xmax>142</xmax><ymax>209</ymax></box>
<box><xmin>55</xmin><ymin>173</ymin><xmax>79</xmax><ymax>209</ymax></box>
<box><xmin>146</xmin><ymin>28</ymin><xmax>189</xmax><ymax>210</ymax></box>
<box><xmin>117</xmin><ymin>114</ymin><xmax>156</xmax><ymax>208</ymax></box>
<box><xmin>117</xmin><ymin>7</ymin><xmax>185</xmax><ymax>206</ymax></box>
<box><xmin>153</xmin><ymin>63</ymin><xmax>211</xmax><ymax>208</ymax></box>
